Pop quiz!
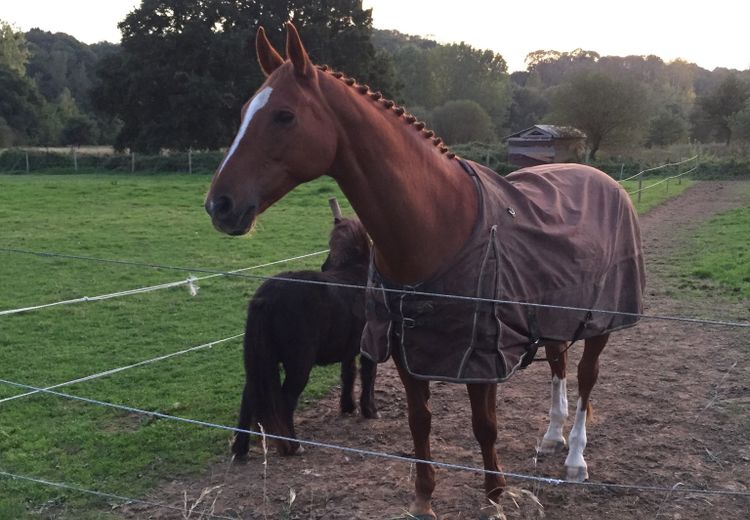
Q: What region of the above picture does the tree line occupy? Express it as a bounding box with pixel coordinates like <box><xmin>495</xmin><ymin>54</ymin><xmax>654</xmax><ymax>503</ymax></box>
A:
<box><xmin>1</xmin><ymin>1</ymin><xmax>750</xmax><ymax>157</ymax></box>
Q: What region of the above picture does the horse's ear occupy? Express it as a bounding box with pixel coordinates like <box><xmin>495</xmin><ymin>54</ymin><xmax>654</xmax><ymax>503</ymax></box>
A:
<box><xmin>256</xmin><ymin>26</ymin><xmax>284</xmax><ymax>76</ymax></box>
<box><xmin>285</xmin><ymin>21</ymin><xmax>312</xmax><ymax>78</ymax></box>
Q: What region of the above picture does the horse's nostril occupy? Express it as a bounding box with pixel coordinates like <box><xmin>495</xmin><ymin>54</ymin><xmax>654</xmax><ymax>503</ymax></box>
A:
<box><xmin>209</xmin><ymin>195</ymin><xmax>233</xmax><ymax>218</ymax></box>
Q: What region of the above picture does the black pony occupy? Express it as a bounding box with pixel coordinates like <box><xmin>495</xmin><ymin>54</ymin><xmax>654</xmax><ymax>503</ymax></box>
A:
<box><xmin>232</xmin><ymin>216</ymin><xmax>377</xmax><ymax>457</ymax></box>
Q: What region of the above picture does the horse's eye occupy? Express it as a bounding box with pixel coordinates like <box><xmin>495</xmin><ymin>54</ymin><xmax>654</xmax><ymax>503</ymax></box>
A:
<box><xmin>273</xmin><ymin>110</ymin><xmax>295</xmax><ymax>125</ymax></box>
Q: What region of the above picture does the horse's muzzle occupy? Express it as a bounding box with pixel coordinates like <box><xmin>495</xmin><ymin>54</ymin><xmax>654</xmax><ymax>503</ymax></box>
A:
<box><xmin>205</xmin><ymin>195</ymin><xmax>256</xmax><ymax>235</ymax></box>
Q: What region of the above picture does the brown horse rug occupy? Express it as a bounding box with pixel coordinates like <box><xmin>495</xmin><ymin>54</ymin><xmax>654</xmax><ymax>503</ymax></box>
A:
<box><xmin>361</xmin><ymin>160</ymin><xmax>645</xmax><ymax>383</ymax></box>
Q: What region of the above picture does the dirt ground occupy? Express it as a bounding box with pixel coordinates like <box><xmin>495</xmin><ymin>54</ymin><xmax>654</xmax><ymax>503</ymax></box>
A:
<box><xmin>122</xmin><ymin>181</ymin><xmax>750</xmax><ymax>520</ymax></box>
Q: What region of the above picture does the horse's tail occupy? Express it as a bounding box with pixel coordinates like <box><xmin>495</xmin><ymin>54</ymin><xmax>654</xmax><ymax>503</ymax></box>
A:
<box><xmin>243</xmin><ymin>298</ymin><xmax>296</xmax><ymax>454</ymax></box>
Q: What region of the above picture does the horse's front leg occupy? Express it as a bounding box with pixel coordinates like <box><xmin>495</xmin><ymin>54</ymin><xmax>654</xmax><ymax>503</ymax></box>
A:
<box><xmin>467</xmin><ymin>383</ymin><xmax>505</xmax><ymax>502</ymax></box>
<box><xmin>393</xmin><ymin>355</ymin><xmax>436</xmax><ymax>519</ymax></box>
<box><xmin>539</xmin><ymin>341</ymin><xmax>569</xmax><ymax>454</ymax></box>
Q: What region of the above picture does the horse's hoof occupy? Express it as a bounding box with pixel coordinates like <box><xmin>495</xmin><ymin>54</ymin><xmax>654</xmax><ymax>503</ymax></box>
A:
<box><xmin>538</xmin><ymin>438</ymin><xmax>566</xmax><ymax>455</ymax></box>
<box><xmin>565</xmin><ymin>465</ymin><xmax>588</xmax><ymax>482</ymax></box>
<box><xmin>231</xmin><ymin>452</ymin><xmax>250</xmax><ymax>463</ymax></box>
<box><xmin>362</xmin><ymin>409</ymin><xmax>379</xmax><ymax>419</ymax></box>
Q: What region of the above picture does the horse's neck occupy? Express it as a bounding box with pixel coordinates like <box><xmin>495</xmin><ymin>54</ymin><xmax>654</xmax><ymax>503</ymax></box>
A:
<box><xmin>321</xmin><ymin>76</ymin><xmax>478</xmax><ymax>284</ymax></box>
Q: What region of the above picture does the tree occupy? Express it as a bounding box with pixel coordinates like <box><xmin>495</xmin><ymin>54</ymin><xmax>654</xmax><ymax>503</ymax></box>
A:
<box><xmin>93</xmin><ymin>0</ymin><xmax>394</xmax><ymax>152</ymax></box>
<box><xmin>694</xmin><ymin>74</ymin><xmax>750</xmax><ymax>144</ymax></box>
<box><xmin>0</xmin><ymin>64</ymin><xmax>44</xmax><ymax>145</ymax></box>
<box><xmin>646</xmin><ymin>106</ymin><xmax>688</xmax><ymax>147</ymax></box>
<box><xmin>428</xmin><ymin>43</ymin><xmax>511</xmax><ymax>132</ymax></box>
<box><xmin>550</xmin><ymin>70</ymin><xmax>650</xmax><ymax>159</ymax></box>
<box><xmin>729</xmin><ymin>100</ymin><xmax>750</xmax><ymax>142</ymax></box>
<box><xmin>525</xmin><ymin>48</ymin><xmax>599</xmax><ymax>88</ymax></box>
<box><xmin>430</xmin><ymin>99</ymin><xmax>495</xmax><ymax>145</ymax></box>
<box><xmin>0</xmin><ymin>20</ymin><xmax>29</xmax><ymax>75</ymax></box>
<box><xmin>507</xmin><ymin>84</ymin><xmax>549</xmax><ymax>133</ymax></box>
<box><xmin>61</xmin><ymin>113</ymin><xmax>99</xmax><ymax>146</ymax></box>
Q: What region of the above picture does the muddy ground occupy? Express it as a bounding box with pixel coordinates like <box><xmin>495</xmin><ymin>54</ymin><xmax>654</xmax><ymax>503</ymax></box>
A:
<box><xmin>123</xmin><ymin>181</ymin><xmax>750</xmax><ymax>519</ymax></box>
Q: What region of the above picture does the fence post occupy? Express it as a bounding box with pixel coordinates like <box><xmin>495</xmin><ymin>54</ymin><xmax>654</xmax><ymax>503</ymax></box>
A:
<box><xmin>73</xmin><ymin>149</ymin><xmax>78</xmax><ymax>172</ymax></box>
<box><xmin>666</xmin><ymin>178</ymin><xmax>669</xmax><ymax>195</ymax></box>
<box><xmin>188</xmin><ymin>148</ymin><xmax>193</xmax><ymax>174</ymax></box>
<box><xmin>637</xmin><ymin>177</ymin><xmax>643</xmax><ymax>204</ymax></box>
<box><xmin>131</xmin><ymin>152</ymin><xmax>135</xmax><ymax>173</ymax></box>
<box><xmin>619</xmin><ymin>163</ymin><xmax>624</xmax><ymax>181</ymax></box>
<box><xmin>25</xmin><ymin>151</ymin><xmax>30</xmax><ymax>173</ymax></box>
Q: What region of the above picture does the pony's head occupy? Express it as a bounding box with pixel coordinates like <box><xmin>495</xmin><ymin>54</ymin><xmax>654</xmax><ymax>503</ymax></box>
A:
<box><xmin>205</xmin><ymin>23</ymin><xmax>337</xmax><ymax>235</ymax></box>
<box><xmin>321</xmin><ymin>217</ymin><xmax>371</xmax><ymax>272</ymax></box>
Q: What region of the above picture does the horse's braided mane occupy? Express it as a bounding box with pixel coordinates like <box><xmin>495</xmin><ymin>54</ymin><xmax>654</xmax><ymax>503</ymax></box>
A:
<box><xmin>316</xmin><ymin>64</ymin><xmax>457</xmax><ymax>160</ymax></box>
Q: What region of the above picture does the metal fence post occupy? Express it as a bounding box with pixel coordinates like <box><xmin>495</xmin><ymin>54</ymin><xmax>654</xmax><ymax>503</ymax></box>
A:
<box><xmin>188</xmin><ymin>148</ymin><xmax>193</xmax><ymax>174</ymax></box>
<box><xmin>25</xmin><ymin>151</ymin><xmax>30</xmax><ymax>173</ymax></box>
<box><xmin>73</xmin><ymin>149</ymin><xmax>78</xmax><ymax>172</ymax></box>
<box><xmin>131</xmin><ymin>152</ymin><xmax>135</xmax><ymax>173</ymax></box>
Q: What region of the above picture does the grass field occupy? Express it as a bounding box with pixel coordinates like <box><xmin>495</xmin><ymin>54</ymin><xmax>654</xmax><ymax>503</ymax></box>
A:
<box><xmin>0</xmin><ymin>171</ymin><xmax>692</xmax><ymax>518</ymax></box>
<box><xmin>674</xmin><ymin>197</ymin><xmax>750</xmax><ymax>300</ymax></box>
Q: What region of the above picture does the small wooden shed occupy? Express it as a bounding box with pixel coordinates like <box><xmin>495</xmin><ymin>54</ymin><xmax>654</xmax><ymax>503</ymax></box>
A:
<box><xmin>505</xmin><ymin>125</ymin><xmax>587</xmax><ymax>167</ymax></box>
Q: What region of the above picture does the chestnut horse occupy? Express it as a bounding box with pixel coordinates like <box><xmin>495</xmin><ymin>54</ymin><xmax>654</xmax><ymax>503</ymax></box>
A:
<box><xmin>206</xmin><ymin>23</ymin><xmax>642</xmax><ymax>519</ymax></box>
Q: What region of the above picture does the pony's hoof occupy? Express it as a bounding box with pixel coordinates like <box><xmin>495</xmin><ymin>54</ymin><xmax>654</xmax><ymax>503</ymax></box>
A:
<box><xmin>538</xmin><ymin>438</ymin><xmax>566</xmax><ymax>455</ymax></box>
<box><xmin>565</xmin><ymin>465</ymin><xmax>588</xmax><ymax>482</ymax></box>
<box><xmin>362</xmin><ymin>409</ymin><xmax>379</xmax><ymax>419</ymax></box>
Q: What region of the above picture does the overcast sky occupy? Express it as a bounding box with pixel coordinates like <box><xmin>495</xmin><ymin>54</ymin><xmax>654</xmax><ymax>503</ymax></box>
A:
<box><xmin>1</xmin><ymin>0</ymin><xmax>748</xmax><ymax>72</ymax></box>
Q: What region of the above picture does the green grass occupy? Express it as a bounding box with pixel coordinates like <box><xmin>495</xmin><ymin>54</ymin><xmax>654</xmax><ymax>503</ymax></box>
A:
<box><xmin>0</xmin><ymin>174</ymin><xmax>347</xmax><ymax>518</ymax></box>
<box><xmin>620</xmin><ymin>175</ymin><xmax>693</xmax><ymax>214</ymax></box>
<box><xmin>673</xmin><ymin>202</ymin><xmax>750</xmax><ymax>300</ymax></box>
<box><xmin>0</xmin><ymin>170</ymin><xmax>691</xmax><ymax>518</ymax></box>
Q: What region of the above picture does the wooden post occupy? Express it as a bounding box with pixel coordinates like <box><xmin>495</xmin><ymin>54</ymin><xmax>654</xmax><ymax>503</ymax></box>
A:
<box><xmin>25</xmin><ymin>151</ymin><xmax>30</xmax><ymax>173</ymax></box>
<box><xmin>637</xmin><ymin>177</ymin><xmax>643</xmax><ymax>204</ymax></box>
<box><xmin>131</xmin><ymin>151</ymin><xmax>135</xmax><ymax>173</ymax></box>
<box><xmin>73</xmin><ymin>148</ymin><xmax>78</xmax><ymax>172</ymax></box>
<box><xmin>329</xmin><ymin>197</ymin><xmax>343</xmax><ymax>220</ymax></box>
<box><xmin>666</xmin><ymin>178</ymin><xmax>669</xmax><ymax>195</ymax></box>
<box><xmin>619</xmin><ymin>163</ymin><xmax>624</xmax><ymax>181</ymax></box>
<box><xmin>188</xmin><ymin>148</ymin><xmax>193</xmax><ymax>174</ymax></box>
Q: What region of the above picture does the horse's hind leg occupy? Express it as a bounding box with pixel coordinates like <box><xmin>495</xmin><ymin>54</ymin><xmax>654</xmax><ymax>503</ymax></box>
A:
<box><xmin>231</xmin><ymin>381</ymin><xmax>254</xmax><ymax>458</ymax></box>
<box><xmin>539</xmin><ymin>341</ymin><xmax>569</xmax><ymax>454</ymax></box>
<box><xmin>467</xmin><ymin>383</ymin><xmax>505</xmax><ymax>501</ymax></box>
<box><xmin>565</xmin><ymin>333</ymin><xmax>609</xmax><ymax>481</ymax></box>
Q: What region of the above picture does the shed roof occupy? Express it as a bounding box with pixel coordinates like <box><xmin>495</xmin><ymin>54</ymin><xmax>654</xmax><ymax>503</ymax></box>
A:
<box><xmin>505</xmin><ymin>125</ymin><xmax>586</xmax><ymax>141</ymax></box>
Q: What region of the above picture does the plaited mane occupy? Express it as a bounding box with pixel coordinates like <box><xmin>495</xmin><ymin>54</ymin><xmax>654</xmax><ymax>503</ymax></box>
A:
<box><xmin>316</xmin><ymin>64</ymin><xmax>456</xmax><ymax>160</ymax></box>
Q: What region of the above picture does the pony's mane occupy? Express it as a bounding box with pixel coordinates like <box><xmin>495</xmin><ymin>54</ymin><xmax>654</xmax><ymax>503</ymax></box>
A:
<box><xmin>315</xmin><ymin>64</ymin><xmax>457</xmax><ymax>160</ymax></box>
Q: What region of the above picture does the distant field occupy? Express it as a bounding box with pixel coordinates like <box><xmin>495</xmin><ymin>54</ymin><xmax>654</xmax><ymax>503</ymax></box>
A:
<box><xmin>675</xmin><ymin>202</ymin><xmax>750</xmax><ymax>300</ymax></box>
<box><xmin>0</xmin><ymin>171</ymin><xmax>691</xmax><ymax>518</ymax></box>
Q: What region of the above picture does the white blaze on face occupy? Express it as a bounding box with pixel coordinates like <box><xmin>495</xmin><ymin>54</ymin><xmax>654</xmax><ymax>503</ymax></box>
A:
<box><xmin>217</xmin><ymin>86</ymin><xmax>274</xmax><ymax>175</ymax></box>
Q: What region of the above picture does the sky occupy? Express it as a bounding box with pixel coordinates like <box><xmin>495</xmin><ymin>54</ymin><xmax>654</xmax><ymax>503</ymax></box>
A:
<box><xmin>1</xmin><ymin>0</ymin><xmax>748</xmax><ymax>72</ymax></box>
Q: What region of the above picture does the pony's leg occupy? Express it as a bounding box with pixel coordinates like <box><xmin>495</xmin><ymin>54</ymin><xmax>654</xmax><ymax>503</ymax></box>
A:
<box><xmin>339</xmin><ymin>355</ymin><xmax>357</xmax><ymax>414</ymax></box>
<box><xmin>565</xmin><ymin>333</ymin><xmax>609</xmax><ymax>481</ymax></box>
<box><xmin>277</xmin><ymin>363</ymin><xmax>312</xmax><ymax>456</ymax></box>
<box><xmin>231</xmin><ymin>381</ymin><xmax>254</xmax><ymax>457</ymax></box>
<box><xmin>467</xmin><ymin>383</ymin><xmax>505</xmax><ymax>501</ymax></box>
<box><xmin>539</xmin><ymin>341</ymin><xmax>569</xmax><ymax>454</ymax></box>
<box><xmin>359</xmin><ymin>355</ymin><xmax>379</xmax><ymax>418</ymax></box>
<box><xmin>393</xmin><ymin>355</ymin><xmax>436</xmax><ymax>518</ymax></box>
